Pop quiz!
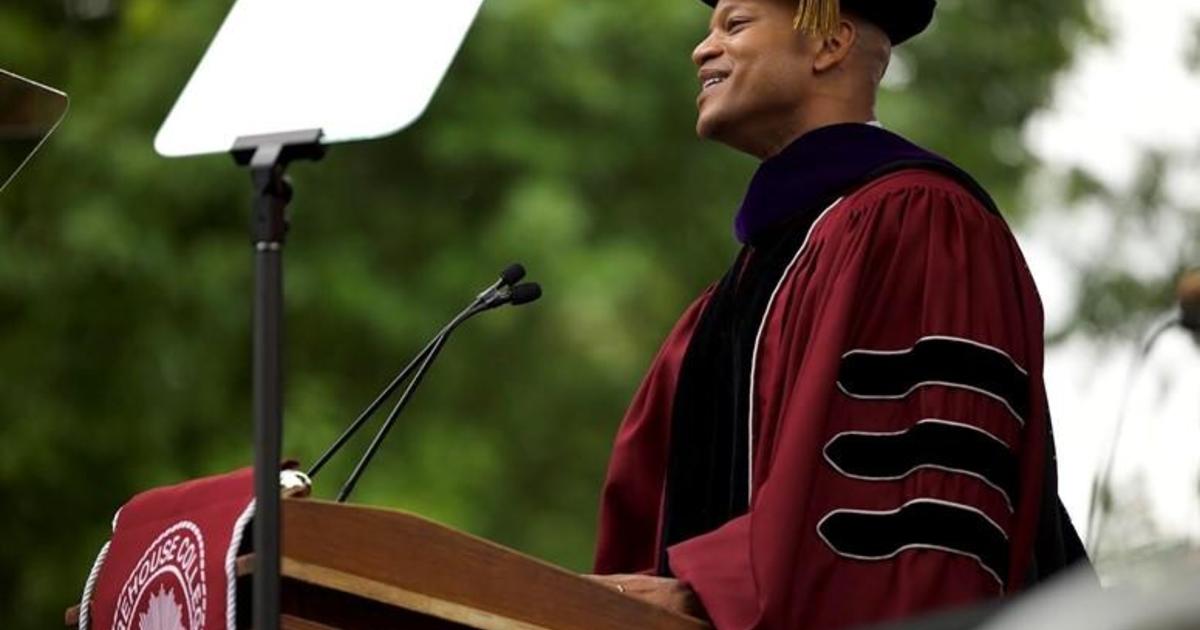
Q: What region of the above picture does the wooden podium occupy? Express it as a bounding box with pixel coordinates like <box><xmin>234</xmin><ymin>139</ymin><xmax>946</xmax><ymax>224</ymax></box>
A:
<box><xmin>66</xmin><ymin>498</ymin><xmax>711</xmax><ymax>629</ymax></box>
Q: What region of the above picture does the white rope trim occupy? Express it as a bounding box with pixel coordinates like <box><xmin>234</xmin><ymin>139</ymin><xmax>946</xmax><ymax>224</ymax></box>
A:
<box><xmin>77</xmin><ymin>540</ymin><xmax>111</xmax><ymax>630</ymax></box>
<box><xmin>815</xmin><ymin>497</ymin><xmax>1008</xmax><ymax>589</ymax></box>
<box><xmin>840</xmin><ymin>334</ymin><xmax>1029</xmax><ymax>377</ymax></box>
<box><xmin>226</xmin><ymin>498</ymin><xmax>256</xmax><ymax>630</ymax></box>
<box><xmin>746</xmin><ymin>197</ymin><xmax>845</xmax><ymax>502</ymax></box>
<box><xmin>79</xmin><ymin>504</ymin><xmax>123</xmax><ymax>630</ymax></box>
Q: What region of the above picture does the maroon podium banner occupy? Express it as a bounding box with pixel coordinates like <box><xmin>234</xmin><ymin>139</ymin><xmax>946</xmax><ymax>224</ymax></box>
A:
<box><xmin>78</xmin><ymin>467</ymin><xmax>254</xmax><ymax>630</ymax></box>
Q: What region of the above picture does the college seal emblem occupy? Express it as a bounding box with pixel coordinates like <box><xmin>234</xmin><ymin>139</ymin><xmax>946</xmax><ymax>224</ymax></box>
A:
<box><xmin>112</xmin><ymin>521</ymin><xmax>208</xmax><ymax>630</ymax></box>
<box><xmin>80</xmin><ymin>467</ymin><xmax>255</xmax><ymax>630</ymax></box>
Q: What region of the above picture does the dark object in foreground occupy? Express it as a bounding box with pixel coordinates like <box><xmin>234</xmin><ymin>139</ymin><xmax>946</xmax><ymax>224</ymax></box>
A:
<box><xmin>0</xmin><ymin>68</ymin><xmax>68</xmax><ymax>193</ymax></box>
<box><xmin>859</xmin><ymin>600</ymin><xmax>1006</xmax><ymax>630</ymax></box>
<box><xmin>864</xmin><ymin>560</ymin><xmax>1200</xmax><ymax>630</ymax></box>
<box><xmin>1178</xmin><ymin>270</ymin><xmax>1200</xmax><ymax>335</ymax></box>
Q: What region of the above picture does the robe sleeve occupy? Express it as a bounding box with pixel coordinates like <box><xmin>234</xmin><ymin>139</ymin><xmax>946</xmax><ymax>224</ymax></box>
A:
<box><xmin>667</xmin><ymin>170</ymin><xmax>1049</xmax><ymax>630</ymax></box>
<box><xmin>594</xmin><ymin>289</ymin><xmax>714</xmax><ymax>575</ymax></box>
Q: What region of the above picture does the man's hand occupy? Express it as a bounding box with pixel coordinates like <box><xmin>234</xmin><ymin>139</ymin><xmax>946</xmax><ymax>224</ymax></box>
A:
<box><xmin>585</xmin><ymin>574</ymin><xmax>707</xmax><ymax>620</ymax></box>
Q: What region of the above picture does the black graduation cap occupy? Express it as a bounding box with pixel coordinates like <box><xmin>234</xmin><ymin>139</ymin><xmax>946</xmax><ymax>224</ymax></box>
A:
<box><xmin>698</xmin><ymin>0</ymin><xmax>936</xmax><ymax>46</ymax></box>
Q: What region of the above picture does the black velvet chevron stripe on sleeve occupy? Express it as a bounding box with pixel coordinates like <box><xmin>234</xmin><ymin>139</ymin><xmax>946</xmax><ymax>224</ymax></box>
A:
<box><xmin>817</xmin><ymin>499</ymin><xmax>1010</xmax><ymax>588</ymax></box>
<box><xmin>837</xmin><ymin>336</ymin><xmax>1030</xmax><ymax>424</ymax></box>
<box><xmin>823</xmin><ymin>419</ymin><xmax>1018</xmax><ymax>509</ymax></box>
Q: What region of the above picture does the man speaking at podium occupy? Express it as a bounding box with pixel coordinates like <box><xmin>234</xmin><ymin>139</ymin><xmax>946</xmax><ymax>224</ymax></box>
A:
<box><xmin>589</xmin><ymin>0</ymin><xmax>1087</xmax><ymax>628</ymax></box>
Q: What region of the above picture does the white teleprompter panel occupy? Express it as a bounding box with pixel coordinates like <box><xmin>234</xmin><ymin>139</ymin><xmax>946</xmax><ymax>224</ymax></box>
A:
<box><xmin>155</xmin><ymin>0</ymin><xmax>483</xmax><ymax>157</ymax></box>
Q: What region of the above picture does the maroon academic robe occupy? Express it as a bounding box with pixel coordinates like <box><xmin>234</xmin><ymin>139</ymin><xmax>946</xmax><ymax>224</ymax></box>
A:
<box><xmin>594</xmin><ymin>166</ymin><xmax>1058</xmax><ymax>629</ymax></box>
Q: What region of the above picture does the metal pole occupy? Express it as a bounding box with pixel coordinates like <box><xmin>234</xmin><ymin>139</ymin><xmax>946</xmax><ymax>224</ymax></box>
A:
<box><xmin>250</xmin><ymin>146</ymin><xmax>288</xmax><ymax>630</ymax></box>
<box><xmin>231</xmin><ymin>130</ymin><xmax>323</xmax><ymax>630</ymax></box>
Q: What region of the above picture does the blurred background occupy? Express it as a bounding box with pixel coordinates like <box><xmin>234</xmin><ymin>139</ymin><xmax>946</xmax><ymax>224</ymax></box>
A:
<box><xmin>1</xmin><ymin>0</ymin><xmax>1197</xmax><ymax>627</ymax></box>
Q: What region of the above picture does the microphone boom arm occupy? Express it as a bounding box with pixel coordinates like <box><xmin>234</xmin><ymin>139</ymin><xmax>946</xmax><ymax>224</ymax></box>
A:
<box><xmin>306</xmin><ymin>268</ymin><xmax>527</xmax><ymax>480</ymax></box>
<box><xmin>334</xmin><ymin>304</ymin><xmax>476</xmax><ymax>502</ymax></box>
<box><xmin>307</xmin><ymin>313</ymin><xmax>463</xmax><ymax>479</ymax></box>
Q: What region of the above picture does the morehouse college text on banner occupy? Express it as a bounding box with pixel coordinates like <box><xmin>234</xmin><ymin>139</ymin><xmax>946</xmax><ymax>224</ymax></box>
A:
<box><xmin>78</xmin><ymin>467</ymin><xmax>254</xmax><ymax>630</ymax></box>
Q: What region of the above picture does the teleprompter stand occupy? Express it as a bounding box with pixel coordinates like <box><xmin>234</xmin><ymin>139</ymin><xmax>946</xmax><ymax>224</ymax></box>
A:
<box><xmin>231</xmin><ymin>129</ymin><xmax>326</xmax><ymax>630</ymax></box>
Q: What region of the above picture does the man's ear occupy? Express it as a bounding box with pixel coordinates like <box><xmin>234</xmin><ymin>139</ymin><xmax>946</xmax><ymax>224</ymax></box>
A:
<box><xmin>813</xmin><ymin>19</ymin><xmax>857</xmax><ymax>73</ymax></box>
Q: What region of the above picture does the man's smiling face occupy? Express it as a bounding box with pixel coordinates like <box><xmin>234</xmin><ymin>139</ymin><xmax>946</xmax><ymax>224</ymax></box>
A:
<box><xmin>692</xmin><ymin>0</ymin><xmax>822</xmax><ymax>155</ymax></box>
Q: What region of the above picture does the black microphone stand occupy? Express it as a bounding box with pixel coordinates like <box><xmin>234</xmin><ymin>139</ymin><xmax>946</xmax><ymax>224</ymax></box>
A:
<box><xmin>306</xmin><ymin>266</ymin><xmax>529</xmax><ymax>483</ymax></box>
<box><xmin>313</xmin><ymin>279</ymin><xmax>540</xmax><ymax>503</ymax></box>
<box><xmin>230</xmin><ymin>129</ymin><xmax>325</xmax><ymax>630</ymax></box>
<box><xmin>335</xmin><ymin>306</ymin><xmax>470</xmax><ymax>502</ymax></box>
<box><xmin>306</xmin><ymin>311</ymin><xmax>462</xmax><ymax>480</ymax></box>
<box><xmin>333</xmin><ymin>283</ymin><xmax>541</xmax><ymax>501</ymax></box>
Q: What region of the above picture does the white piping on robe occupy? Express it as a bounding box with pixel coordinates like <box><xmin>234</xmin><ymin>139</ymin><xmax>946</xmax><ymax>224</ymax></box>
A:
<box><xmin>746</xmin><ymin>196</ymin><xmax>845</xmax><ymax>503</ymax></box>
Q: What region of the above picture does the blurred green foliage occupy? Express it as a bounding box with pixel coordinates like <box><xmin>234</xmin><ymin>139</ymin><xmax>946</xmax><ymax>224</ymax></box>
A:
<box><xmin>1052</xmin><ymin>145</ymin><xmax>1200</xmax><ymax>342</ymax></box>
<box><xmin>0</xmin><ymin>0</ymin><xmax>1099</xmax><ymax>626</ymax></box>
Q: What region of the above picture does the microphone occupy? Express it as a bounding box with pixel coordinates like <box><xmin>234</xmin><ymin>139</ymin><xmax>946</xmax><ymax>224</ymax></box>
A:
<box><xmin>307</xmin><ymin>264</ymin><xmax>534</xmax><ymax>481</ymax></box>
<box><xmin>1178</xmin><ymin>270</ymin><xmax>1200</xmax><ymax>334</ymax></box>
<box><xmin>500</xmin><ymin>263</ymin><xmax>527</xmax><ymax>287</ymax></box>
<box><xmin>510</xmin><ymin>282</ymin><xmax>542</xmax><ymax>306</ymax></box>
<box><xmin>335</xmin><ymin>279</ymin><xmax>541</xmax><ymax>502</ymax></box>
<box><xmin>1125</xmin><ymin>270</ymin><xmax>1200</xmax><ymax>360</ymax></box>
<box><xmin>476</xmin><ymin>263</ymin><xmax>526</xmax><ymax>303</ymax></box>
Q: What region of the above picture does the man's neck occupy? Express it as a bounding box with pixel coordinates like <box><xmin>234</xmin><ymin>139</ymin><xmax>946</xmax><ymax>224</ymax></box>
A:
<box><xmin>748</xmin><ymin>96</ymin><xmax>883</xmax><ymax>159</ymax></box>
<box><xmin>755</xmin><ymin>108</ymin><xmax>877</xmax><ymax>160</ymax></box>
